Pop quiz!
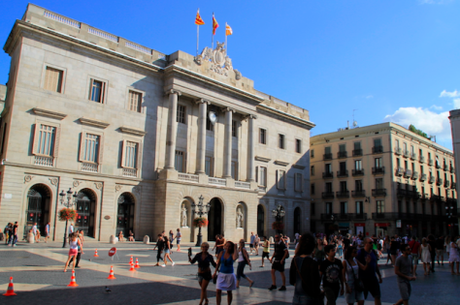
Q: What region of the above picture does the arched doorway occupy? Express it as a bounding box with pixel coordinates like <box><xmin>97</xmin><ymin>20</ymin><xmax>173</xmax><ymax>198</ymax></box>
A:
<box><xmin>207</xmin><ymin>198</ymin><xmax>222</xmax><ymax>241</ymax></box>
<box><xmin>76</xmin><ymin>189</ymin><xmax>96</xmax><ymax>237</ymax></box>
<box><xmin>257</xmin><ymin>204</ymin><xmax>265</xmax><ymax>237</ymax></box>
<box><xmin>24</xmin><ymin>184</ymin><xmax>51</xmax><ymax>239</ymax></box>
<box><xmin>294</xmin><ymin>207</ymin><xmax>301</xmax><ymax>234</ymax></box>
<box><xmin>117</xmin><ymin>193</ymin><xmax>135</xmax><ymax>238</ymax></box>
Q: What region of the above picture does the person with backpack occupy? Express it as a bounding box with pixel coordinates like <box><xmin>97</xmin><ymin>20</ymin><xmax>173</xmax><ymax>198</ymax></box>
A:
<box><xmin>236</xmin><ymin>239</ymin><xmax>254</xmax><ymax>288</ymax></box>
<box><xmin>320</xmin><ymin>244</ymin><xmax>345</xmax><ymax>305</ymax></box>
<box><xmin>289</xmin><ymin>232</ymin><xmax>321</xmax><ymax>305</ymax></box>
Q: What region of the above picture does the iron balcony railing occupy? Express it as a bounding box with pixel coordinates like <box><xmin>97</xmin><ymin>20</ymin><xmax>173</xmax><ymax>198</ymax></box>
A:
<box><xmin>322</xmin><ymin>191</ymin><xmax>335</xmax><ymax>199</ymax></box>
<box><xmin>352</xmin><ymin>169</ymin><xmax>364</xmax><ymax>176</ymax></box>
<box><xmin>373</xmin><ymin>146</ymin><xmax>384</xmax><ymax>154</ymax></box>
<box><xmin>352</xmin><ymin>149</ymin><xmax>363</xmax><ymax>156</ymax></box>
<box><xmin>403</xmin><ymin>150</ymin><xmax>410</xmax><ymax>158</ymax></box>
<box><xmin>445</xmin><ymin>180</ymin><xmax>451</xmax><ymax>188</ymax></box>
<box><xmin>450</xmin><ymin>167</ymin><xmax>455</xmax><ymax>173</ymax></box>
<box><xmin>420</xmin><ymin>173</ymin><xmax>427</xmax><ymax>182</ymax></box>
<box><xmin>372</xmin><ymin>188</ymin><xmax>387</xmax><ymax>197</ymax></box>
<box><xmin>436</xmin><ymin>178</ymin><xmax>443</xmax><ymax>186</ymax></box>
<box><xmin>338</xmin><ymin>151</ymin><xmax>348</xmax><ymax>159</ymax></box>
<box><xmin>410</xmin><ymin>153</ymin><xmax>417</xmax><ymax>160</ymax></box>
<box><xmin>372</xmin><ymin>167</ymin><xmax>385</xmax><ymax>174</ymax></box>
<box><xmin>323</xmin><ymin>172</ymin><xmax>334</xmax><ymax>178</ymax></box>
<box><xmin>412</xmin><ymin>171</ymin><xmax>419</xmax><ymax>180</ymax></box>
<box><xmin>452</xmin><ymin>182</ymin><xmax>457</xmax><ymax>189</ymax></box>
<box><xmin>394</xmin><ymin>147</ymin><xmax>402</xmax><ymax>155</ymax></box>
<box><xmin>337</xmin><ymin>170</ymin><xmax>349</xmax><ymax>178</ymax></box>
<box><xmin>336</xmin><ymin>190</ymin><xmax>350</xmax><ymax>198</ymax></box>
<box><xmin>395</xmin><ymin>167</ymin><xmax>404</xmax><ymax>176</ymax></box>
<box><xmin>404</xmin><ymin>169</ymin><xmax>412</xmax><ymax>178</ymax></box>
<box><xmin>428</xmin><ymin>159</ymin><xmax>434</xmax><ymax>166</ymax></box>
<box><xmin>419</xmin><ymin>156</ymin><xmax>425</xmax><ymax>163</ymax></box>
<box><xmin>323</xmin><ymin>153</ymin><xmax>333</xmax><ymax>160</ymax></box>
<box><xmin>352</xmin><ymin>190</ymin><xmax>366</xmax><ymax>198</ymax></box>
<box><xmin>429</xmin><ymin>176</ymin><xmax>435</xmax><ymax>184</ymax></box>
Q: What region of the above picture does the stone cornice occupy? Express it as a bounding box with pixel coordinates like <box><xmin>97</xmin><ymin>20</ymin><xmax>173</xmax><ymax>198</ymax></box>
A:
<box><xmin>78</xmin><ymin>117</ymin><xmax>110</xmax><ymax>129</ymax></box>
<box><xmin>257</xmin><ymin>104</ymin><xmax>316</xmax><ymax>130</ymax></box>
<box><xmin>255</xmin><ymin>156</ymin><xmax>271</xmax><ymax>163</ymax></box>
<box><xmin>31</xmin><ymin>107</ymin><xmax>67</xmax><ymax>120</ymax></box>
<box><xmin>119</xmin><ymin>126</ymin><xmax>146</xmax><ymax>136</ymax></box>
<box><xmin>274</xmin><ymin>160</ymin><xmax>290</xmax><ymax>167</ymax></box>
<box><xmin>164</xmin><ymin>64</ymin><xmax>264</xmax><ymax>104</ymax></box>
<box><xmin>292</xmin><ymin>163</ymin><xmax>306</xmax><ymax>169</ymax></box>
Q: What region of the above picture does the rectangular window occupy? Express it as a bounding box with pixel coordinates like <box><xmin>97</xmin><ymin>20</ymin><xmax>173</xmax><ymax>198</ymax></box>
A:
<box><xmin>122</xmin><ymin>141</ymin><xmax>138</xmax><ymax>168</ymax></box>
<box><xmin>354</xmin><ymin>142</ymin><xmax>361</xmax><ymax>150</ymax></box>
<box><xmin>339</xmin><ymin>144</ymin><xmax>346</xmax><ymax>152</ymax></box>
<box><xmin>89</xmin><ymin>79</ymin><xmax>105</xmax><ymax>103</ymax></box>
<box><xmin>376</xmin><ymin>200</ymin><xmax>385</xmax><ymax>214</ymax></box>
<box><xmin>325</xmin><ymin>182</ymin><xmax>333</xmax><ymax>192</ymax></box>
<box><xmin>34</xmin><ymin>124</ymin><xmax>56</xmax><ymax>156</ymax></box>
<box><xmin>259</xmin><ymin>166</ymin><xmax>267</xmax><ymax>187</ymax></box>
<box><xmin>176</xmin><ymin>104</ymin><xmax>186</xmax><ymax>123</ymax></box>
<box><xmin>374</xmin><ymin>138</ymin><xmax>382</xmax><ymax>146</ymax></box>
<box><xmin>295</xmin><ymin>173</ymin><xmax>303</xmax><ymax>192</ymax></box>
<box><xmin>355</xmin><ymin>180</ymin><xmax>363</xmax><ymax>191</ymax></box>
<box><xmin>340</xmin><ymin>162</ymin><xmax>347</xmax><ymax>172</ymax></box>
<box><xmin>375</xmin><ymin>157</ymin><xmax>382</xmax><ymax>167</ymax></box>
<box><xmin>311</xmin><ymin>149</ymin><xmax>314</xmax><ymax>158</ymax></box>
<box><xmin>205</xmin><ymin>156</ymin><xmax>213</xmax><ymax>176</ymax></box>
<box><xmin>259</xmin><ymin>128</ymin><xmax>266</xmax><ymax>144</ymax></box>
<box><xmin>175</xmin><ymin>150</ymin><xmax>185</xmax><ymax>173</ymax></box>
<box><xmin>279</xmin><ymin>134</ymin><xmax>285</xmax><ymax>149</ymax></box>
<box><xmin>326</xmin><ymin>202</ymin><xmax>333</xmax><ymax>214</ymax></box>
<box><xmin>340</xmin><ymin>181</ymin><xmax>347</xmax><ymax>192</ymax></box>
<box><xmin>311</xmin><ymin>202</ymin><xmax>316</xmax><ymax>216</ymax></box>
<box><xmin>311</xmin><ymin>165</ymin><xmax>315</xmax><ymax>176</ymax></box>
<box><xmin>44</xmin><ymin>67</ymin><xmax>63</xmax><ymax>93</ymax></box>
<box><xmin>355</xmin><ymin>160</ymin><xmax>362</xmax><ymax>170</ymax></box>
<box><xmin>311</xmin><ymin>183</ymin><xmax>315</xmax><ymax>195</ymax></box>
<box><xmin>340</xmin><ymin>202</ymin><xmax>348</xmax><ymax>215</ymax></box>
<box><xmin>375</xmin><ymin>178</ymin><xmax>383</xmax><ymax>189</ymax></box>
<box><xmin>231</xmin><ymin>161</ymin><xmax>238</xmax><ymax>180</ymax></box>
<box><xmin>0</xmin><ymin>123</ymin><xmax>7</xmax><ymax>155</ymax></box>
<box><xmin>128</xmin><ymin>90</ymin><xmax>142</xmax><ymax>113</ymax></box>
<box><xmin>325</xmin><ymin>146</ymin><xmax>331</xmax><ymax>154</ymax></box>
<box><xmin>295</xmin><ymin>139</ymin><xmax>302</xmax><ymax>153</ymax></box>
<box><xmin>325</xmin><ymin>163</ymin><xmax>332</xmax><ymax>174</ymax></box>
<box><xmin>232</xmin><ymin>120</ymin><xmax>237</xmax><ymax>137</ymax></box>
<box><xmin>395</xmin><ymin>139</ymin><xmax>400</xmax><ymax>149</ymax></box>
<box><xmin>356</xmin><ymin>201</ymin><xmax>363</xmax><ymax>214</ymax></box>
<box><xmin>276</xmin><ymin>169</ymin><xmax>286</xmax><ymax>189</ymax></box>
<box><xmin>80</xmin><ymin>133</ymin><xmax>100</xmax><ymax>163</ymax></box>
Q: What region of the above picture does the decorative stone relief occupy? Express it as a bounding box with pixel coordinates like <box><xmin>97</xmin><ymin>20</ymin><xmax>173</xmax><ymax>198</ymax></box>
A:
<box><xmin>48</xmin><ymin>178</ymin><xmax>58</xmax><ymax>186</ymax></box>
<box><xmin>236</xmin><ymin>207</ymin><xmax>244</xmax><ymax>228</ymax></box>
<box><xmin>181</xmin><ymin>204</ymin><xmax>188</xmax><ymax>227</ymax></box>
<box><xmin>194</xmin><ymin>42</ymin><xmax>242</xmax><ymax>80</ymax></box>
<box><xmin>115</xmin><ymin>185</ymin><xmax>122</xmax><ymax>192</ymax></box>
<box><xmin>95</xmin><ymin>182</ymin><xmax>103</xmax><ymax>190</ymax></box>
<box><xmin>73</xmin><ymin>180</ymin><xmax>81</xmax><ymax>187</ymax></box>
<box><xmin>133</xmin><ymin>186</ymin><xmax>141</xmax><ymax>194</ymax></box>
<box><xmin>24</xmin><ymin>175</ymin><xmax>34</xmax><ymax>183</ymax></box>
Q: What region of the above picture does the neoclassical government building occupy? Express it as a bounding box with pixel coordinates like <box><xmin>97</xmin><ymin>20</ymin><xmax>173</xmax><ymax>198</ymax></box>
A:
<box><xmin>0</xmin><ymin>4</ymin><xmax>314</xmax><ymax>242</ymax></box>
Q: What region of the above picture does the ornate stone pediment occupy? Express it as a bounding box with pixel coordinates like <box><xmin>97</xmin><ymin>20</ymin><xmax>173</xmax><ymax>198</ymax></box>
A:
<box><xmin>194</xmin><ymin>42</ymin><xmax>242</xmax><ymax>80</ymax></box>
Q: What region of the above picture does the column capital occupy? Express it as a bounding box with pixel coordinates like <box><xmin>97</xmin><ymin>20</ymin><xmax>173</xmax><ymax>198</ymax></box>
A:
<box><xmin>165</xmin><ymin>89</ymin><xmax>182</xmax><ymax>96</ymax></box>
<box><xmin>243</xmin><ymin>114</ymin><xmax>258</xmax><ymax>121</ymax></box>
<box><xmin>222</xmin><ymin>107</ymin><xmax>235</xmax><ymax>114</ymax></box>
<box><xmin>195</xmin><ymin>98</ymin><xmax>210</xmax><ymax>105</ymax></box>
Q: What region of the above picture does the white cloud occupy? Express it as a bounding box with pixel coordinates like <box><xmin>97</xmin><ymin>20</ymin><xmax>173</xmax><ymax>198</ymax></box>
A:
<box><xmin>440</xmin><ymin>90</ymin><xmax>460</xmax><ymax>98</ymax></box>
<box><xmin>430</xmin><ymin>105</ymin><xmax>443</xmax><ymax>111</ymax></box>
<box><xmin>383</xmin><ymin>107</ymin><xmax>452</xmax><ymax>145</ymax></box>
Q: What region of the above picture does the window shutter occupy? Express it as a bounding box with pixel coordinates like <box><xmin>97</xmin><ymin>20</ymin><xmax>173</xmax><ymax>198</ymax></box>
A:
<box><xmin>53</xmin><ymin>126</ymin><xmax>60</xmax><ymax>158</ymax></box>
<box><xmin>255</xmin><ymin>166</ymin><xmax>259</xmax><ymax>183</ymax></box>
<box><xmin>121</xmin><ymin>140</ymin><xmax>126</xmax><ymax>168</ymax></box>
<box><xmin>98</xmin><ymin>134</ymin><xmax>104</xmax><ymax>164</ymax></box>
<box><xmin>88</xmin><ymin>79</ymin><xmax>93</xmax><ymax>100</ymax></box>
<box><xmin>78</xmin><ymin>132</ymin><xmax>84</xmax><ymax>162</ymax></box>
<box><xmin>135</xmin><ymin>142</ymin><xmax>140</xmax><ymax>169</ymax></box>
<box><xmin>31</xmin><ymin>124</ymin><xmax>38</xmax><ymax>155</ymax></box>
<box><xmin>101</xmin><ymin>82</ymin><xmax>106</xmax><ymax>103</ymax></box>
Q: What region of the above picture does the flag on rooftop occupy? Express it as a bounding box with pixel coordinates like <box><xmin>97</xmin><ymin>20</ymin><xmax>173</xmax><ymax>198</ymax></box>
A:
<box><xmin>212</xmin><ymin>14</ymin><xmax>219</xmax><ymax>35</ymax></box>
<box><xmin>226</xmin><ymin>24</ymin><xmax>233</xmax><ymax>36</ymax></box>
<box><xmin>195</xmin><ymin>9</ymin><xmax>205</xmax><ymax>25</ymax></box>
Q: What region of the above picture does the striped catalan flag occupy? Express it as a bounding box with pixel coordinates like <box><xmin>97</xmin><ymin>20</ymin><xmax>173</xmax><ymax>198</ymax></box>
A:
<box><xmin>226</xmin><ymin>24</ymin><xmax>233</xmax><ymax>36</ymax></box>
<box><xmin>212</xmin><ymin>14</ymin><xmax>219</xmax><ymax>35</ymax></box>
<box><xmin>195</xmin><ymin>9</ymin><xmax>205</xmax><ymax>25</ymax></box>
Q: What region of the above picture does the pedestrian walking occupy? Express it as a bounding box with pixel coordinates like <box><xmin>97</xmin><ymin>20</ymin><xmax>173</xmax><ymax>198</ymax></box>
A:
<box><xmin>64</xmin><ymin>232</ymin><xmax>83</xmax><ymax>272</ymax></box>
<box><xmin>214</xmin><ymin>241</ymin><xmax>238</xmax><ymax>305</ymax></box>
<box><xmin>8</xmin><ymin>222</ymin><xmax>18</xmax><ymax>247</ymax></box>
<box><xmin>445</xmin><ymin>235</ymin><xmax>451</xmax><ymax>259</ymax></box>
<box><xmin>419</xmin><ymin>237</ymin><xmax>431</xmax><ymax>275</ymax></box>
<box><xmin>357</xmin><ymin>237</ymin><xmax>383</xmax><ymax>305</ymax></box>
<box><xmin>260</xmin><ymin>236</ymin><xmax>270</xmax><ymax>267</ymax></box>
<box><xmin>408</xmin><ymin>236</ymin><xmax>420</xmax><ymax>275</ymax></box>
<box><xmin>394</xmin><ymin>244</ymin><xmax>416</xmax><ymax>305</ymax></box>
<box><xmin>389</xmin><ymin>236</ymin><xmax>399</xmax><ymax>266</ymax></box>
<box><xmin>68</xmin><ymin>230</ymin><xmax>83</xmax><ymax>268</ymax></box>
<box><xmin>249</xmin><ymin>232</ymin><xmax>255</xmax><ymax>255</ymax></box>
<box><xmin>163</xmin><ymin>236</ymin><xmax>175</xmax><ymax>266</ymax></box>
<box><xmin>427</xmin><ymin>234</ymin><xmax>436</xmax><ymax>273</ymax></box>
<box><xmin>153</xmin><ymin>234</ymin><xmax>166</xmax><ymax>267</ymax></box>
<box><xmin>236</xmin><ymin>239</ymin><xmax>254</xmax><ymax>288</ymax></box>
<box><xmin>189</xmin><ymin>242</ymin><xmax>217</xmax><ymax>305</ymax></box>
<box><xmin>314</xmin><ymin>238</ymin><xmax>326</xmax><ymax>263</ymax></box>
<box><xmin>449</xmin><ymin>236</ymin><xmax>460</xmax><ymax>275</ymax></box>
<box><xmin>44</xmin><ymin>222</ymin><xmax>50</xmax><ymax>243</ymax></box>
<box><xmin>289</xmin><ymin>232</ymin><xmax>322</xmax><ymax>305</ymax></box>
<box><xmin>175</xmin><ymin>228</ymin><xmax>182</xmax><ymax>251</ymax></box>
<box><xmin>435</xmin><ymin>235</ymin><xmax>444</xmax><ymax>266</ymax></box>
<box><xmin>268</xmin><ymin>234</ymin><xmax>289</xmax><ymax>291</ymax></box>
<box><xmin>254</xmin><ymin>234</ymin><xmax>260</xmax><ymax>256</ymax></box>
<box><xmin>320</xmin><ymin>244</ymin><xmax>344</xmax><ymax>305</ymax></box>
<box><xmin>342</xmin><ymin>246</ymin><xmax>370</xmax><ymax>305</ymax></box>
<box><xmin>3</xmin><ymin>222</ymin><xmax>11</xmax><ymax>245</ymax></box>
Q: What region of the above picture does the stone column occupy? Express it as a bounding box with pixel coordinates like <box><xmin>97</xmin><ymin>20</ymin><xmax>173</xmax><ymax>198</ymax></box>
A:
<box><xmin>223</xmin><ymin>108</ymin><xmax>233</xmax><ymax>178</ymax></box>
<box><xmin>196</xmin><ymin>99</ymin><xmax>208</xmax><ymax>174</ymax></box>
<box><xmin>165</xmin><ymin>90</ymin><xmax>180</xmax><ymax>169</ymax></box>
<box><xmin>247</xmin><ymin>115</ymin><xmax>256</xmax><ymax>182</ymax></box>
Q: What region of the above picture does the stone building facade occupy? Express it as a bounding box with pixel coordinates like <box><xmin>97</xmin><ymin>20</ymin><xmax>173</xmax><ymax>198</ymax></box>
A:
<box><xmin>310</xmin><ymin>122</ymin><xmax>457</xmax><ymax>238</ymax></box>
<box><xmin>448</xmin><ymin>110</ymin><xmax>460</xmax><ymax>235</ymax></box>
<box><xmin>0</xmin><ymin>4</ymin><xmax>314</xmax><ymax>242</ymax></box>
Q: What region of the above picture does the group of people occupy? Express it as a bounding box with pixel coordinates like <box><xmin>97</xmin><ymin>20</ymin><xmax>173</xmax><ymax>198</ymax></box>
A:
<box><xmin>64</xmin><ymin>231</ymin><xmax>84</xmax><ymax>271</ymax></box>
<box><xmin>152</xmin><ymin>229</ymin><xmax>182</xmax><ymax>267</ymax></box>
<box><xmin>117</xmin><ymin>230</ymin><xmax>135</xmax><ymax>242</ymax></box>
<box><xmin>3</xmin><ymin>222</ymin><xmax>18</xmax><ymax>246</ymax></box>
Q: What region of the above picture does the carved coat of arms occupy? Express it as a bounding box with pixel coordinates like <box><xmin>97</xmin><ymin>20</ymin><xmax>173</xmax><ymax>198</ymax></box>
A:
<box><xmin>194</xmin><ymin>42</ymin><xmax>241</xmax><ymax>80</ymax></box>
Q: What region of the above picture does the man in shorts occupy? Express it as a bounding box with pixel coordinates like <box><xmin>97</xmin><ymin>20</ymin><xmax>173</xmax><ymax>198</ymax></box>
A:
<box><xmin>260</xmin><ymin>236</ymin><xmax>270</xmax><ymax>267</ymax></box>
<box><xmin>44</xmin><ymin>222</ymin><xmax>50</xmax><ymax>243</ymax></box>
<box><xmin>175</xmin><ymin>228</ymin><xmax>182</xmax><ymax>251</ymax></box>
<box><xmin>249</xmin><ymin>232</ymin><xmax>255</xmax><ymax>254</ymax></box>
<box><xmin>357</xmin><ymin>237</ymin><xmax>383</xmax><ymax>305</ymax></box>
<box><xmin>268</xmin><ymin>234</ymin><xmax>288</xmax><ymax>291</ymax></box>
<box><xmin>394</xmin><ymin>244</ymin><xmax>416</xmax><ymax>305</ymax></box>
<box><xmin>408</xmin><ymin>236</ymin><xmax>420</xmax><ymax>275</ymax></box>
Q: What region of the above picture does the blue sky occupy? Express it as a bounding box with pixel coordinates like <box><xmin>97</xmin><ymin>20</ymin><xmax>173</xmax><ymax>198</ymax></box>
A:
<box><xmin>1</xmin><ymin>0</ymin><xmax>459</xmax><ymax>149</ymax></box>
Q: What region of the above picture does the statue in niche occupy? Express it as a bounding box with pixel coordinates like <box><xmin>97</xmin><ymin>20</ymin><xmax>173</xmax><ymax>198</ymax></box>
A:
<box><xmin>236</xmin><ymin>207</ymin><xmax>244</xmax><ymax>228</ymax></box>
<box><xmin>181</xmin><ymin>204</ymin><xmax>188</xmax><ymax>227</ymax></box>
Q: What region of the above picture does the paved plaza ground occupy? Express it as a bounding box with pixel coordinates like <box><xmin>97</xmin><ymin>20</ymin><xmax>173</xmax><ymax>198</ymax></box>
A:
<box><xmin>1</xmin><ymin>239</ymin><xmax>459</xmax><ymax>304</ymax></box>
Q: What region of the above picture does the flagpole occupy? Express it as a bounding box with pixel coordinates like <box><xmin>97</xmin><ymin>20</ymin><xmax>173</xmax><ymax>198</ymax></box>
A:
<box><xmin>196</xmin><ymin>23</ymin><xmax>199</xmax><ymax>56</ymax></box>
<box><xmin>225</xmin><ymin>22</ymin><xmax>228</xmax><ymax>56</ymax></box>
<box><xmin>212</xmin><ymin>13</ymin><xmax>214</xmax><ymax>49</ymax></box>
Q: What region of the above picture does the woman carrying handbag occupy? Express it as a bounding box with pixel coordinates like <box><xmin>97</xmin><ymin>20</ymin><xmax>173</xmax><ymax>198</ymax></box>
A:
<box><xmin>342</xmin><ymin>246</ymin><xmax>370</xmax><ymax>305</ymax></box>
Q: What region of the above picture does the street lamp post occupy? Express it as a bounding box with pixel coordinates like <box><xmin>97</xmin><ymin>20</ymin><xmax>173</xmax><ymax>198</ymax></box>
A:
<box><xmin>446</xmin><ymin>205</ymin><xmax>454</xmax><ymax>235</ymax></box>
<box><xmin>271</xmin><ymin>205</ymin><xmax>285</xmax><ymax>234</ymax></box>
<box><xmin>192</xmin><ymin>195</ymin><xmax>211</xmax><ymax>247</ymax></box>
<box><xmin>60</xmin><ymin>188</ymin><xmax>77</xmax><ymax>248</ymax></box>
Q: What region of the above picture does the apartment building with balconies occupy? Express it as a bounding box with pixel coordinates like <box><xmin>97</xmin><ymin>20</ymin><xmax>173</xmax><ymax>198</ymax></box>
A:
<box><xmin>310</xmin><ymin>122</ymin><xmax>456</xmax><ymax>237</ymax></box>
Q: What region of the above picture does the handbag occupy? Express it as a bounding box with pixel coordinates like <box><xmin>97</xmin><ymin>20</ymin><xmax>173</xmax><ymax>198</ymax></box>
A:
<box><xmin>347</xmin><ymin>259</ymin><xmax>364</xmax><ymax>292</ymax></box>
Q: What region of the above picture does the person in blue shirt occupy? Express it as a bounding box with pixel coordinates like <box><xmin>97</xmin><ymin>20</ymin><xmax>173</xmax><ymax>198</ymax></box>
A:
<box><xmin>356</xmin><ymin>237</ymin><xmax>383</xmax><ymax>305</ymax></box>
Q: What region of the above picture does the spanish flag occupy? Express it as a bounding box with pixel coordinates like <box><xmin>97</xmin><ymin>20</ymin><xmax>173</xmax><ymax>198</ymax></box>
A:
<box><xmin>226</xmin><ymin>24</ymin><xmax>233</xmax><ymax>36</ymax></box>
<box><xmin>195</xmin><ymin>9</ymin><xmax>205</xmax><ymax>25</ymax></box>
<box><xmin>212</xmin><ymin>14</ymin><xmax>219</xmax><ymax>35</ymax></box>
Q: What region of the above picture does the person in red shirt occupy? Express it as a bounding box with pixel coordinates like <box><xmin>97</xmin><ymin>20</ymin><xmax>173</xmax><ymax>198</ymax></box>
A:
<box><xmin>408</xmin><ymin>236</ymin><xmax>421</xmax><ymax>275</ymax></box>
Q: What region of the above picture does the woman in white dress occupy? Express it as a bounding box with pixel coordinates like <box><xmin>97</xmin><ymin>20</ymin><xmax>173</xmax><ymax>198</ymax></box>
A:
<box><xmin>449</xmin><ymin>236</ymin><xmax>460</xmax><ymax>275</ymax></box>
<box><xmin>445</xmin><ymin>236</ymin><xmax>451</xmax><ymax>263</ymax></box>
<box><xmin>419</xmin><ymin>237</ymin><xmax>432</xmax><ymax>275</ymax></box>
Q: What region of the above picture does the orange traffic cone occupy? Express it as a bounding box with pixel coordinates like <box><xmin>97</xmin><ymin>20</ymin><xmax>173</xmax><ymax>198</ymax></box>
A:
<box><xmin>129</xmin><ymin>255</ymin><xmax>133</xmax><ymax>264</ymax></box>
<box><xmin>129</xmin><ymin>262</ymin><xmax>135</xmax><ymax>271</ymax></box>
<box><xmin>134</xmin><ymin>258</ymin><xmax>140</xmax><ymax>268</ymax></box>
<box><xmin>94</xmin><ymin>249</ymin><xmax>99</xmax><ymax>257</ymax></box>
<box><xmin>107</xmin><ymin>266</ymin><xmax>116</xmax><ymax>279</ymax></box>
<box><xmin>3</xmin><ymin>277</ymin><xmax>17</xmax><ymax>296</ymax></box>
<box><xmin>67</xmin><ymin>270</ymin><xmax>78</xmax><ymax>287</ymax></box>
